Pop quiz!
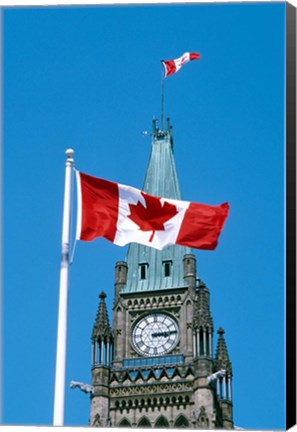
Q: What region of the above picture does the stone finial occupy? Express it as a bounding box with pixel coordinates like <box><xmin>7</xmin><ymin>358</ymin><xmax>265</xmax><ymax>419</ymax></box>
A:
<box><xmin>99</xmin><ymin>291</ymin><xmax>106</xmax><ymax>300</ymax></box>
<box><xmin>214</xmin><ymin>327</ymin><xmax>232</xmax><ymax>375</ymax></box>
<box><xmin>92</xmin><ymin>291</ymin><xmax>112</xmax><ymax>340</ymax></box>
<box><xmin>193</xmin><ymin>280</ymin><xmax>213</xmax><ymax>330</ymax></box>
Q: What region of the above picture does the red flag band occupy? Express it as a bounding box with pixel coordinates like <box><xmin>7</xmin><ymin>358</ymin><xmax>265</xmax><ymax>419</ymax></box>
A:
<box><xmin>76</xmin><ymin>171</ymin><xmax>229</xmax><ymax>251</ymax></box>
<box><xmin>162</xmin><ymin>52</ymin><xmax>200</xmax><ymax>77</ymax></box>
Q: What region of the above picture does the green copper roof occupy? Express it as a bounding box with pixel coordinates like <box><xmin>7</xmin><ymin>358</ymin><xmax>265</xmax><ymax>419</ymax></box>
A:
<box><xmin>121</xmin><ymin>119</ymin><xmax>192</xmax><ymax>293</ymax></box>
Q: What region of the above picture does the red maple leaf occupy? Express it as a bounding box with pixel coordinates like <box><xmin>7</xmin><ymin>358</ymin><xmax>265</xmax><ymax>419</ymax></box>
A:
<box><xmin>128</xmin><ymin>192</ymin><xmax>178</xmax><ymax>242</ymax></box>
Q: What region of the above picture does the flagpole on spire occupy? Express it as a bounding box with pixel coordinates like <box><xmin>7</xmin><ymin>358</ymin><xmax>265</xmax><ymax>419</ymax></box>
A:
<box><xmin>161</xmin><ymin>62</ymin><xmax>165</xmax><ymax>131</ymax></box>
<box><xmin>53</xmin><ymin>148</ymin><xmax>74</xmax><ymax>426</ymax></box>
<box><xmin>160</xmin><ymin>53</ymin><xmax>200</xmax><ymax>130</ymax></box>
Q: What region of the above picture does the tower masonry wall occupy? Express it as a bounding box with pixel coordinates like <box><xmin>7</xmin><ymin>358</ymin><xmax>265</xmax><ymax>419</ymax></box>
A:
<box><xmin>90</xmin><ymin>366</ymin><xmax>111</xmax><ymax>426</ymax></box>
<box><xmin>193</xmin><ymin>386</ymin><xmax>216</xmax><ymax>428</ymax></box>
<box><xmin>90</xmin><ymin>394</ymin><xmax>110</xmax><ymax>427</ymax></box>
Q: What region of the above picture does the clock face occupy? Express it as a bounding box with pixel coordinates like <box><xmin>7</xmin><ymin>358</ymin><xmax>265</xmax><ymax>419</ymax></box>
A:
<box><xmin>132</xmin><ymin>313</ymin><xmax>179</xmax><ymax>356</ymax></box>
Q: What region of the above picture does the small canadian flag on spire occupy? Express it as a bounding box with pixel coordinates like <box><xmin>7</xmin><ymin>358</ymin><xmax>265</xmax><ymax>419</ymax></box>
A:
<box><xmin>162</xmin><ymin>52</ymin><xmax>200</xmax><ymax>77</ymax></box>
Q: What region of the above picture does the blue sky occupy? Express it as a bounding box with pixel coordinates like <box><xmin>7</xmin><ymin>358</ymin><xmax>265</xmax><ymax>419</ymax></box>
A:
<box><xmin>2</xmin><ymin>2</ymin><xmax>287</xmax><ymax>429</ymax></box>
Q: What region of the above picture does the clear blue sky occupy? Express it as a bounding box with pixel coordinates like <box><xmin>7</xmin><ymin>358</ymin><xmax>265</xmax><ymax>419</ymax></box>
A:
<box><xmin>3</xmin><ymin>2</ymin><xmax>286</xmax><ymax>429</ymax></box>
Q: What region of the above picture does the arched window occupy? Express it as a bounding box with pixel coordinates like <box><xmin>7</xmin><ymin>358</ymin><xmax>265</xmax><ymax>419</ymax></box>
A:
<box><xmin>118</xmin><ymin>418</ymin><xmax>131</xmax><ymax>428</ymax></box>
<box><xmin>174</xmin><ymin>414</ymin><xmax>189</xmax><ymax>428</ymax></box>
<box><xmin>138</xmin><ymin>417</ymin><xmax>152</xmax><ymax>428</ymax></box>
<box><xmin>199</xmin><ymin>328</ymin><xmax>204</xmax><ymax>355</ymax></box>
<box><xmin>155</xmin><ymin>416</ymin><xmax>170</xmax><ymax>428</ymax></box>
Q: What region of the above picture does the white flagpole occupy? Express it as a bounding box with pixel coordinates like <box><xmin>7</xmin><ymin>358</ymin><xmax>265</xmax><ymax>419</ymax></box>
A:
<box><xmin>53</xmin><ymin>148</ymin><xmax>74</xmax><ymax>426</ymax></box>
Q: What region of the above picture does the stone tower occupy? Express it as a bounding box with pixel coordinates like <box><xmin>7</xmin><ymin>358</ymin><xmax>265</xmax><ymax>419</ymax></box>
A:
<box><xmin>89</xmin><ymin>119</ymin><xmax>233</xmax><ymax>428</ymax></box>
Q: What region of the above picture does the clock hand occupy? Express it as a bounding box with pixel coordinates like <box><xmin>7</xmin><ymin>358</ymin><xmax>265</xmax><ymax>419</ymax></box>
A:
<box><xmin>151</xmin><ymin>330</ymin><xmax>177</xmax><ymax>338</ymax></box>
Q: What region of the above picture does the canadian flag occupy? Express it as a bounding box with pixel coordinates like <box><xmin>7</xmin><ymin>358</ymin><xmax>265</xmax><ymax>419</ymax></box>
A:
<box><xmin>162</xmin><ymin>52</ymin><xmax>200</xmax><ymax>77</ymax></box>
<box><xmin>76</xmin><ymin>171</ymin><xmax>229</xmax><ymax>251</ymax></box>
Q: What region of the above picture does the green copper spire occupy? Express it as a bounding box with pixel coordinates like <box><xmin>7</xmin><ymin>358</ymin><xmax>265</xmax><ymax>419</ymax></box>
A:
<box><xmin>142</xmin><ymin>118</ymin><xmax>181</xmax><ymax>198</ymax></box>
<box><xmin>121</xmin><ymin>119</ymin><xmax>192</xmax><ymax>293</ymax></box>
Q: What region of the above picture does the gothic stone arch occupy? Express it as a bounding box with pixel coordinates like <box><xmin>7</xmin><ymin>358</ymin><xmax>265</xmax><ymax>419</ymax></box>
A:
<box><xmin>174</xmin><ymin>414</ymin><xmax>189</xmax><ymax>428</ymax></box>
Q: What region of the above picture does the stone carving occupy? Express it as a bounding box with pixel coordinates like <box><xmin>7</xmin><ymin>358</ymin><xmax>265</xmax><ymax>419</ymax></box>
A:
<box><xmin>110</xmin><ymin>381</ymin><xmax>193</xmax><ymax>397</ymax></box>
<box><xmin>125</xmin><ymin>294</ymin><xmax>184</xmax><ymax>310</ymax></box>
<box><xmin>197</xmin><ymin>406</ymin><xmax>209</xmax><ymax>428</ymax></box>
<box><xmin>92</xmin><ymin>413</ymin><xmax>101</xmax><ymax>427</ymax></box>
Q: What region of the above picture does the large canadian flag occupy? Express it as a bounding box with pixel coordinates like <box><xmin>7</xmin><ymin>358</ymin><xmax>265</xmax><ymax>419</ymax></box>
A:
<box><xmin>76</xmin><ymin>171</ymin><xmax>229</xmax><ymax>251</ymax></box>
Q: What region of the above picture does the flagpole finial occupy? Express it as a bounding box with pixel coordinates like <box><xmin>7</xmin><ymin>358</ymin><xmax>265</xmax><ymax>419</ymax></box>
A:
<box><xmin>66</xmin><ymin>148</ymin><xmax>74</xmax><ymax>157</ymax></box>
<box><xmin>65</xmin><ymin>148</ymin><xmax>74</xmax><ymax>164</ymax></box>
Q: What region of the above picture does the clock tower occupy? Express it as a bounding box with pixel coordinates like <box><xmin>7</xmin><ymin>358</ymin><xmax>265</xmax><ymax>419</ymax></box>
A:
<box><xmin>89</xmin><ymin>119</ymin><xmax>233</xmax><ymax>428</ymax></box>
